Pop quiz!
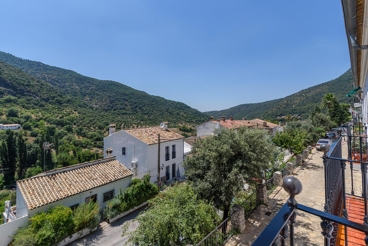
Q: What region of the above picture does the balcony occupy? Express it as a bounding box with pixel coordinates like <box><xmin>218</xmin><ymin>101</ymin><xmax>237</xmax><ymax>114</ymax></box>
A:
<box><xmin>253</xmin><ymin>136</ymin><xmax>368</xmax><ymax>245</ymax></box>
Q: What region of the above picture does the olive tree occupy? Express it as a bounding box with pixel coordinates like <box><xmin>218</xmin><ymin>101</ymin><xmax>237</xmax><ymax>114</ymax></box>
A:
<box><xmin>184</xmin><ymin>127</ymin><xmax>277</xmax><ymax>221</ymax></box>
<box><xmin>123</xmin><ymin>183</ymin><xmax>219</xmax><ymax>245</ymax></box>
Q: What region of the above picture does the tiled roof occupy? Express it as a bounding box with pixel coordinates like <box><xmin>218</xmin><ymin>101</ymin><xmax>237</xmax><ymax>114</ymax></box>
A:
<box><xmin>247</xmin><ymin>119</ymin><xmax>279</xmax><ymax>128</ymax></box>
<box><xmin>209</xmin><ymin>118</ymin><xmax>278</xmax><ymax>129</ymax></box>
<box><xmin>126</xmin><ymin>127</ymin><xmax>183</xmax><ymax>145</ymax></box>
<box><xmin>17</xmin><ymin>157</ymin><xmax>133</xmax><ymax>210</ymax></box>
<box><xmin>211</xmin><ymin>120</ymin><xmax>252</xmax><ymax>129</ymax></box>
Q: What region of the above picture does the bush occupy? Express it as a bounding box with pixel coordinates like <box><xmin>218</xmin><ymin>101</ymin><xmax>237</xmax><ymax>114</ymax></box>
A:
<box><xmin>25</xmin><ymin>166</ymin><xmax>43</xmax><ymax>178</ymax></box>
<box><xmin>73</xmin><ymin>201</ymin><xmax>100</xmax><ymax>232</ymax></box>
<box><xmin>13</xmin><ymin>206</ymin><xmax>74</xmax><ymax>246</ymax></box>
<box><xmin>12</xmin><ymin>202</ymin><xmax>100</xmax><ymax>246</ymax></box>
<box><xmin>104</xmin><ymin>175</ymin><xmax>159</xmax><ymax>219</ymax></box>
<box><xmin>0</xmin><ymin>189</ymin><xmax>10</xmax><ymax>200</ymax></box>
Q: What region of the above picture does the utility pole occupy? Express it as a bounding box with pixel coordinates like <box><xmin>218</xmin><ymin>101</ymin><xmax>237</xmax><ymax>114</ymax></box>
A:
<box><xmin>157</xmin><ymin>134</ymin><xmax>160</xmax><ymax>188</ymax></box>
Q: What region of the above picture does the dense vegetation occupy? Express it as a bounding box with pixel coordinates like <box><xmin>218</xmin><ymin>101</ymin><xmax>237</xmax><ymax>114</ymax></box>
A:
<box><xmin>184</xmin><ymin>127</ymin><xmax>277</xmax><ymax>221</ymax></box>
<box><xmin>123</xmin><ymin>183</ymin><xmax>220</xmax><ymax>245</ymax></box>
<box><xmin>0</xmin><ymin>51</ymin><xmax>208</xmax><ymax>129</ymax></box>
<box><xmin>12</xmin><ymin>202</ymin><xmax>100</xmax><ymax>246</ymax></box>
<box><xmin>206</xmin><ymin>70</ymin><xmax>354</xmax><ymax>121</ymax></box>
<box><xmin>103</xmin><ymin>175</ymin><xmax>159</xmax><ymax>220</ymax></box>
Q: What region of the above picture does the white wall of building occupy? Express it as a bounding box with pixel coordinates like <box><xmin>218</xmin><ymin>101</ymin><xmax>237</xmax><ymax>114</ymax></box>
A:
<box><xmin>104</xmin><ymin>130</ymin><xmax>185</xmax><ymax>183</ymax></box>
<box><xmin>104</xmin><ymin>131</ymin><xmax>148</xmax><ymax>178</ymax></box>
<box><xmin>146</xmin><ymin>139</ymin><xmax>184</xmax><ymax>183</ymax></box>
<box><xmin>17</xmin><ymin>177</ymin><xmax>131</xmax><ymax>219</ymax></box>
<box><xmin>0</xmin><ymin>215</ymin><xmax>28</xmax><ymax>246</ymax></box>
<box><xmin>196</xmin><ymin>121</ymin><xmax>220</xmax><ymax>137</ymax></box>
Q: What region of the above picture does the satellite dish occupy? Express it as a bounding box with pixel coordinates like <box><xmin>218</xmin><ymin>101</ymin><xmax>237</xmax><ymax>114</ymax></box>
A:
<box><xmin>160</xmin><ymin>123</ymin><xmax>165</xmax><ymax>129</ymax></box>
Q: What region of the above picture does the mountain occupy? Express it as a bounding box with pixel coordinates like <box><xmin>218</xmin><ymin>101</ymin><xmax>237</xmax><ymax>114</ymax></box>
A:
<box><xmin>0</xmin><ymin>51</ymin><xmax>208</xmax><ymax>130</ymax></box>
<box><xmin>205</xmin><ymin>70</ymin><xmax>354</xmax><ymax>121</ymax></box>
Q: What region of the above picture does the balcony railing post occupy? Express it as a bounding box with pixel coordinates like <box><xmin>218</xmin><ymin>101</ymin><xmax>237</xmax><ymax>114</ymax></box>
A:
<box><xmin>321</xmin><ymin>219</ymin><xmax>334</xmax><ymax>246</ymax></box>
<box><xmin>350</xmin><ymin>160</ymin><xmax>355</xmax><ymax>195</ymax></box>
<box><xmin>289</xmin><ymin>212</ymin><xmax>296</xmax><ymax>246</ymax></box>
<box><xmin>340</xmin><ymin>160</ymin><xmax>348</xmax><ymax>246</ymax></box>
<box><xmin>279</xmin><ymin>223</ymin><xmax>288</xmax><ymax>246</ymax></box>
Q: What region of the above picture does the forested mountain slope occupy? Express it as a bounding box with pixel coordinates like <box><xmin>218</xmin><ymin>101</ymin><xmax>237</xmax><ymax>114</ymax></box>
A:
<box><xmin>0</xmin><ymin>51</ymin><xmax>208</xmax><ymax>128</ymax></box>
<box><xmin>206</xmin><ymin>70</ymin><xmax>354</xmax><ymax>120</ymax></box>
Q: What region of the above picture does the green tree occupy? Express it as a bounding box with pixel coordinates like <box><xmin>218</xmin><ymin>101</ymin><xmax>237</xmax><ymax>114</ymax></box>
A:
<box><xmin>25</xmin><ymin>166</ymin><xmax>43</xmax><ymax>178</ymax></box>
<box><xmin>272</xmin><ymin>129</ymin><xmax>306</xmax><ymax>154</ymax></box>
<box><xmin>17</xmin><ymin>134</ymin><xmax>27</xmax><ymax>179</ymax></box>
<box><xmin>123</xmin><ymin>183</ymin><xmax>220</xmax><ymax>245</ymax></box>
<box><xmin>184</xmin><ymin>127</ymin><xmax>276</xmax><ymax>221</ymax></box>
<box><xmin>0</xmin><ymin>130</ymin><xmax>17</xmax><ymax>185</ymax></box>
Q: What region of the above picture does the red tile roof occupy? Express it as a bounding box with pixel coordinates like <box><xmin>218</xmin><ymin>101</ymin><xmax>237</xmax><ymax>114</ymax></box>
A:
<box><xmin>17</xmin><ymin>157</ymin><xmax>133</xmax><ymax>210</ymax></box>
<box><xmin>126</xmin><ymin>127</ymin><xmax>183</xmax><ymax>145</ymax></box>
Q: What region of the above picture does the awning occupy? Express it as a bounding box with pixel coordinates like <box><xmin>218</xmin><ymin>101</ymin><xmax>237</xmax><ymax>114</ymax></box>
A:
<box><xmin>346</xmin><ymin>87</ymin><xmax>361</xmax><ymax>97</ymax></box>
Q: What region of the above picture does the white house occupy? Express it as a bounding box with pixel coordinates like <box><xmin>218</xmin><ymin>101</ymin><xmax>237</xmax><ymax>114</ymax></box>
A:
<box><xmin>14</xmin><ymin>157</ymin><xmax>133</xmax><ymax>219</ymax></box>
<box><xmin>0</xmin><ymin>124</ymin><xmax>21</xmax><ymax>130</ymax></box>
<box><xmin>104</xmin><ymin>123</ymin><xmax>185</xmax><ymax>184</ymax></box>
<box><xmin>197</xmin><ymin>117</ymin><xmax>283</xmax><ymax>137</ymax></box>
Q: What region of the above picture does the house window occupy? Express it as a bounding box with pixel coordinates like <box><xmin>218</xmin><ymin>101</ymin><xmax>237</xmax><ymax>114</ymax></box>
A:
<box><xmin>103</xmin><ymin>190</ymin><xmax>114</xmax><ymax>203</ymax></box>
<box><xmin>122</xmin><ymin>147</ymin><xmax>126</xmax><ymax>155</ymax></box>
<box><xmin>165</xmin><ymin>146</ymin><xmax>170</xmax><ymax>161</ymax></box>
<box><xmin>172</xmin><ymin>145</ymin><xmax>176</xmax><ymax>159</ymax></box>
<box><xmin>172</xmin><ymin>163</ymin><xmax>176</xmax><ymax>178</ymax></box>
<box><xmin>85</xmin><ymin>194</ymin><xmax>97</xmax><ymax>203</ymax></box>
<box><xmin>70</xmin><ymin>203</ymin><xmax>79</xmax><ymax>211</ymax></box>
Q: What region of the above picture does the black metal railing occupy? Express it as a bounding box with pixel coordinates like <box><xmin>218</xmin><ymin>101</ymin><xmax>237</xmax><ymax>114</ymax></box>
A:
<box><xmin>254</xmin><ymin>134</ymin><xmax>368</xmax><ymax>245</ymax></box>
<box><xmin>253</xmin><ymin>197</ymin><xmax>368</xmax><ymax>245</ymax></box>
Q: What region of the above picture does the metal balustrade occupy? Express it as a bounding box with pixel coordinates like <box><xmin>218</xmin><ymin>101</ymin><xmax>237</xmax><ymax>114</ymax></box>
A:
<box><xmin>254</xmin><ymin>136</ymin><xmax>368</xmax><ymax>245</ymax></box>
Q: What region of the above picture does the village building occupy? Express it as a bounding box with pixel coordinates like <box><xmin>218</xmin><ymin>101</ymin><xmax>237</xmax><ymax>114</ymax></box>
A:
<box><xmin>103</xmin><ymin>122</ymin><xmax>185</xmax><ymax>184</ymax></box>
<box><xmin>12</xmin><ymin>157</ymin><xmax>132</xmax><ymax>220</ymax></box>
<box><xmin>0</xmin><ymin>124</ymin><xmax>21</xmax><ymax>130</ymax></box>
<box><xmin>196</xmin><ymin>116</ymin><xmax>283</xmax><ymax>137</ymax></box>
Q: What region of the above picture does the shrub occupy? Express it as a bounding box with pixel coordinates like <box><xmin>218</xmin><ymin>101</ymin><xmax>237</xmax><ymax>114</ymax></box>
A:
<box><xmin>103</xmin><ymin>175</ymin><xmax>159</xmax><ymax>219</ymax></box>
<box><xmin>25</xmin><ymin>166</ymin><xmax>43</xmax><ymax>178</ymax></box>
<box><xmin>0</xmin><ymin>189</ymin><xmax>10</xmax><ymax>200</ymax></box>
<box><xmin>73</xmin><ymin>201</ymin><xmax>100</xmax><ymax>232</ymax></box>
<box><xmin>12</xmin><ymin>206</ymin><xmax>74</xmax><ymax>246</ymax></box>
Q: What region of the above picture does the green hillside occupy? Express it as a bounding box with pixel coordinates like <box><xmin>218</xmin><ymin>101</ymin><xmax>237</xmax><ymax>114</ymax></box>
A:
<box><xmin>206</xmin><ymin>70</ymin><xmax>354</xmax><ymax>121</ymax></box>
<box><xmin>0</xmin><ymin>51</ymin><xmax>208</xmax><ymax>129</ymax></box>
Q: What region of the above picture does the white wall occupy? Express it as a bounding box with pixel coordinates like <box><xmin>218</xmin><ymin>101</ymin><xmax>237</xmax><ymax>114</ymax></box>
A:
<box><xmin>0</xmin><ymin>215</ymin><xmax>28</xmax><ymax>246</ymax></box>
<box><xmin>104</xmin><ymin>130</ymin><xmax>185</xmax><ymax>183</ymax></box>
<box><xmin>104</xmin><ymin>131</ymin><xmax>148</xmax><ymax>178</ymax></box>
<box><xmin>147</xmin><ymin>139</ymin><xmax>184</xmax><ymax>183</ymax></box>
<box><xmin>196</xmin><ymin>121</ymin><xmax>219</xmax><ymax>137</ymax></box>
<box><xmin>18</xmin><ymin>177</ymin><xmax>131</xmax><ymax>218</ymax></box>
<box><xmin>16</xmin><ymin>186</ymin><xmax>28</xmax><ymax>218</ymax></box>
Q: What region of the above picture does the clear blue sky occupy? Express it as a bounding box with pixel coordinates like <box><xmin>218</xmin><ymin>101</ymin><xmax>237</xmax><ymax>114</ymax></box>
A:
<box><xmin>0</xmin><ymin>1</ymin><xmax>350</xmax><ymax>112</ymax></box>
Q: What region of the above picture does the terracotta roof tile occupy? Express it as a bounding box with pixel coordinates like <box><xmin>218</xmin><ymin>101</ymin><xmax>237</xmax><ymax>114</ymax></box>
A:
<box><xmin>126</xmin><ymin>127</ymin><xmax>183</xmax><ymax>145</ymax></box>
<box><xmin>17</xmin><ymin>157</ymin><xmax>133</xmax><ymax>210</ymax></box>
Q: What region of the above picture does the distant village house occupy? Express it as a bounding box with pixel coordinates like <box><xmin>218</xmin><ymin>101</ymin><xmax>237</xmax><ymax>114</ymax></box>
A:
<box><xmin>0</xmin><ymin>124</ymin><xmax>21</xmax><ymax>130</ymax></box>
<box><xmin>196</xmin><ymin>116</ymin><xmax>283</xmax><ymax>137</ymax></box>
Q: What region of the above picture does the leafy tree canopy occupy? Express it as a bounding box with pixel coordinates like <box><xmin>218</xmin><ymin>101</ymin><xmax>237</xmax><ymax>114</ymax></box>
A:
<box><xmin>184</xmin><ymin>127</ymin><xmax>277</xmax><ymax>221</ymax></box>
<box><xmin>123</xmin><ymin>183</ymin><xmax>220</xmax><ymax>246</ymax></box>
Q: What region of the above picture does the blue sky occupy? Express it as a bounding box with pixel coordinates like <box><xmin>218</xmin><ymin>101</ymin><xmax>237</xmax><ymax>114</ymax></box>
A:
<box><xmin>0</xmin><ymin>1</ymin><xmax>350</xmax><ymax>112</ymax></box>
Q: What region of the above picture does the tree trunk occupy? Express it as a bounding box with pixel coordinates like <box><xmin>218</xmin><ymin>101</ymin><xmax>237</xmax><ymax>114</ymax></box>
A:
<box><xmin>222</xmin><ymin>204</ymin><xmax>230</xmax><ymax>233</ymax></box>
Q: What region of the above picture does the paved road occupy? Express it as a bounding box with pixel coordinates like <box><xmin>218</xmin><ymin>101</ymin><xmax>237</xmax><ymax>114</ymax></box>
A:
<box><xmin>69</xmin><ymin>206</ymin><xmax>145</xmax><ymax>246</ymax></box>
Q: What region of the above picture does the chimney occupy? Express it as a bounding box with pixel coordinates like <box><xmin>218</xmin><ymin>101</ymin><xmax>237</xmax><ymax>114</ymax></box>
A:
<box><xmin>106</xmin><ymin>148</ymin><xmax>113</xmax><ymax>158</ymax></box>
<box><xmin>230</xmin><ymin>116</ymin><xmax>233</xmax><ymax>121</ymax></box>
<box><xmin>109</xmin><ymin>124</ymin><xmax>116</xmax><ymax>135</ymax></box>
<box><xmin>263</xmin><ymin>121</ymin><xmax>267</xmax><ymax>127</ymax></box>
<box><xmin>222</xmin><ymin>116</ymin><xmax>226</xmax><ymax>121</ymax></box>
<box><xmin>160</xmin><ymin>122</ymin><xmax>168</xmax><ymax>130</ymax></box>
